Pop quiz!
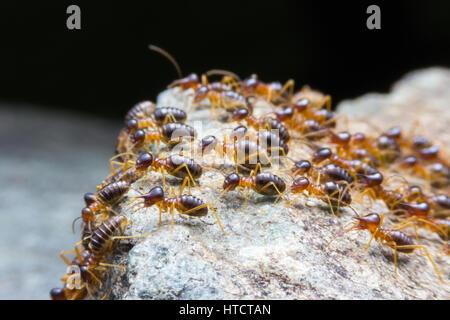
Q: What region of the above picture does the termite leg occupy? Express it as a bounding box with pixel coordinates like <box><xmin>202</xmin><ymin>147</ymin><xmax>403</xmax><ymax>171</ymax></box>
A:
<box><xmin>182</xmin><ymin>177</ymin><xmax>192</xmax><ymax>196</ymax></box>
<box><xmin>242</xmin><ymin>187</ymin><xmax>250</xmax><ymax>216</ymax></box>
<box><xmin>181</xmin><ymin>203</ymin><xmax>228</xmax><ymax>235</ymax></box>
<box><xmin>98</xmin><ymin>262</ymin><xmax>127</xmax><ymax>273</ymax></box>
<box><xmin>168</xmin><ymin>163</ymin><xmax>200</xmax><ymax>193</ymax></box>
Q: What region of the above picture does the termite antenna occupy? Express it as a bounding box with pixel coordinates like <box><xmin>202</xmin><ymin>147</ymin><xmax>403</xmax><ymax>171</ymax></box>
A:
<box><xmin>348</xmin><ymin>205</ymin><xmax>360</xmax><ymax>217</ymax></box>
<box><xmin>148</xmin><ymin>44</ymin><xmax>183</xmax><ymax>78</ymax></box>
<box><xmin>205</xmin><ymin>69</ymin><xmax>241</xmax><ymax>81</ymax></box>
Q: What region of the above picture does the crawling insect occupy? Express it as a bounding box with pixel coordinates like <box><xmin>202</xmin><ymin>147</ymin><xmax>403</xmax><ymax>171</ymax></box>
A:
<box><xmin>326</xmin><ymin>212</ymin><xmax>445</xmax><ymax>283</ymax></box>
<box><xmin>78</xmin><ymin>181</ymin><xmax>130</xmax><ymax>232</ymax></box>
<box><xmin>290</xmin><ymin>159</ymin><xmax>354</xmax><ymax>186</ymax></box>
<box><xmin>213</xmin><ymin>166</ymin><xmax>287</xmax><ymax>216</ymax></box>
<box><xmin>56</xmin><ymin>216</ymin><xmax>128</xmax><ymax>300</ymax></box>
<box><xmin>288</xmin><ymin>177</ymin><xmax>352</xmax><ymax>216</ymax></box>
<box><xmin>231</xmin><ymin>107</ymin><xmax>291</xmax><ymax>143</ymax></box>
<box><xmin>109</xmin><ymin>152</ymin><xmax>202</xmax><ymax>192</ymax></box>
<box><xmin>132</xmin><ymin>122</ymin><xmax>196</xmax><ymax>152</ymax></box>
<box><xmin>239</xmin><ymin>75</ymin><xmax>295</xmax><ymax>104</ymax></box>
<box><xmin>121</xmin><ymin>184</ymin><xmax>226</xmax><ymax>234</ymax></box>
<box><xmin>125</xmin><ymin>106</ymin><xmax>187</xmax><ymax>134</ymax></box>
<box><xmin>200</xmin><ymin>133</ymin><xmax>284</xmax><ymax>173</ymax></box>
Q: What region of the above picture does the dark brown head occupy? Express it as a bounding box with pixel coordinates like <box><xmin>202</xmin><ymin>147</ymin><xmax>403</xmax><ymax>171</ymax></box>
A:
<box><xmin>406</xmin><ymin>185</ymin><xmax>422</xmax><ymax>201</ymax></box>
<box><xmin>126</xmin><ymin>119</ymin><xmax>139</xmax><ymax>132</ymax></box>
<box><xmin>194</xmin><ymin>85</ymin><xmax>209</xmax><ymax>102</ymax></box>
<box><xmin>354</xmin><ymin>213</ymin><xmax>381</xmax><ymax>231</ymax></box>
<box><xmin>50</xmin><ymin>287</ymin><xmax>66</xmax><ymax>300</ymax></box>
<box><xmin>384</xmin><ymin>127</ymin><xmax>402</xmax><ymax>140</ymax></box>
<box><xmin>139</xmin><ymin>186</ymin><xmax>165</xmax><ymax>206</ymax></box>
<box><xmin>356</xmin><ymin>171</ymin><xmax>383</xmax><ymax>188</ymax></box>
<box><xmin>312</xmin><ymin>148</ymin><xmax>332</xmax><ymax>163</ymax></box>
<box><xmin>291</xmin><ymin>177</ymin><xmax>310</xmax><ymax>193</ymax></box>
<box><xmin>230</xmin><ymin>126</ymin><xmax>248</xmax><ymax>141</ymax></box>
<box><xmin>81</xmin><ymin>207</ymin><xmax>94</xmax><ymax>222</ymax></box>
<box><xmin>200</xmin><ymin>135</ymin><xmax>218</xmax><ymax>154</ymax></box>
<box><xmin>83</xmin><ymin>192</ymin><xmax>96</xmax><ymax>206</ymax></box>
<box><xmin>352</xmin><ymin>132</ymin><xmax>366</xmax><ymax>144</ymax></box>
<box><xmin>232</xmin><ymin>108</ymin><xmax>250</xmax><ymax>121</ymax></box>
<box><xmin>276</xmin><ymin>106</ymin><xmax>294</xmax><ymax>121</ymax></box>
<box><xmin>293</xmin><ymin>98</ymin><xmax>310</xmax><ymax>112</ymax></box>
<box><xmin>241</xmin><ymin>77</ymin><xmax>260</xmax><ymax>91</ymax></box>
<box><xmin>330</xmin><ymin>131</ymin><xmax>351</xmax><ymax>146</ymax></box>
<box><xmin>133</xmin><ymin>129</ymin><xmax>146</xmax><ymax>145</ymax></box>
<box><xmin>135</xmin><ymin>153</ymin><xmax>154</xmax><ymax>171</ymax></box>
<box><xmin>292</xmin><ymin>160</ymin><xmax>312</xmax><ymax>175</ymax></box>
<box><xmin>223</xmin><ymin>173</ymin><xmax>240</xmax><ymax>191</ymax></box>
<box><xmin>169</xmin><ymin>73</ymin><xmax>199</xmax><ymax>89</ymax></box>
<box><xmin>411</xmin><ymin>136</ymin><xmax>431</xmax><ymax>149</ymax></box>
<box><xmin>401</xmin><ymin>155</ymin><xmax>418</xmax><ymax>167</ymax></box>
<box><xmin>398</xmin><ymin>202</ymin><xmax>430</xmax><ymax>217</ymax></box>
<box><xmin>419</xmin><ymin>145</ymin><xmax>439</xmax><ymax>160</ymax></box>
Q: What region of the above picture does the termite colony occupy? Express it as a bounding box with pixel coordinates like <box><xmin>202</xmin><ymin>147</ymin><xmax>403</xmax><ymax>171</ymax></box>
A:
<box><xmin>51</xmin><ymin>46</ymin><xmax>449</xmax><ymax>299</ymax></box>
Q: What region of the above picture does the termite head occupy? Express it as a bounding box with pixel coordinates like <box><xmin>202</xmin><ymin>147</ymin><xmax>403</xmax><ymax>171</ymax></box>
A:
<box><xmin>135</xmin><ymin>153</ymin><xmax>154</xmax><ymax>171</ymax></box>
<box><xmin>50</xmin><ymin>287</ymin><xmax>66</xmax><ymax>300</ymax></box>
<box><xmin>312</xmin><ymin>148</ymin><xmax>332</xmax><ymax>164</ymax></box>
<box><xmin>83</xmin><ymin>193</ymin><xmax>96</xmax><ymax>206</ymax></box>
<box><xmin>232</xmin><ymin>108</ymin><xmax>249</xmax><ymax>121</ymax></box>
<box><xmin>230</xmin><ymin>126</ymin><xmax>248</xmax><ymax>140</ymax></box>
<box><xmin>352</xmin><ymin>132</ymin><xmax>366</xmax><ymax>144</ymax></box>
<box><xmin>81</xmin><ymin>207</ymin><xmax>94</xmax><ymax>222</ymax></box>
<box><xmin>353</xmin><ymin>213</ymin><xmax>381</xmax><ymax>231</ymax></box>
<box><xmin>200</xmin><ymin>135</ymin><xmax>218</xmax><ymax>154</ymax></box>
<box><xmin>401</xmin><ymin>155</ymin><xmax>418</xmax><ymax>167</ymax></box>
<box><xmin>411</xmin><ymin>136</ymin><xmax>431</xmax><ymax>149</ymax></box>
<box><xmin>419</xmin><ymin>145</ymin><xmax>439</xmax><ymax>160</ymax></box>
<box><xmin>241</xmin><ymin>77</ymin><xmax>259</xmax><ymax>91</ymax></box>
<box><xmin>292</xmin><ymin>160</ymin><xmax>311</xmax><ymax>175</ymax></box>
<box><xmin>223</xmin><ymin>173</ymin><xmax>240</xmax><ymax>191</ymax></box>
<box><xmin>330</xmin><ymin>131</ymin><xmax>351</xmax><ymax>146</ymax></box>
<box><xmin>384</xmin><ymin>126</ymin><xmax>402</xmax><ymax>140</ymax></box>
<box><xmin>276</xmin><ymin>106</ymin><xmax>294</xmax><ymax>121</ymax></box>
<box><xmin>138</xmin><ymin>186</ymin><xmax>165</xmax><ymax>206</ymax></box>
<box><xmin>133</xmin><ymin>129</ymin><xmax>146</xmax><ymax>145</ymax></box>
<box><xmin>126</xmin><ymin>119</ymin><xmax>138</xmax><ymax>132</ymax></box>
<box><xmin>291</xmin><ymin>177</ymin><xmax>310</xmax><ymax>193</ymax></box>
<box><xmin>79</xmin><ymin>265</ymin><xmax>92</xmax><ymax>283</ymax></box>
<box><xmin>293</xmin><ymin>98</ymin><xmax>310</xmax><ymax>112</ymax></box>
<box><xmin>194</xmin><ymin>85</ymin><xmax>209</xmax><ymax>102</ymax></box>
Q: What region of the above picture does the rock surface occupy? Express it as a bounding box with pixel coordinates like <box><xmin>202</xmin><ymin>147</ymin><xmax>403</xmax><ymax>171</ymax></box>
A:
<box><xmin>101</xmin><ymin>68</ymin><xmax>449</xmax><ymax>300</ymax></box>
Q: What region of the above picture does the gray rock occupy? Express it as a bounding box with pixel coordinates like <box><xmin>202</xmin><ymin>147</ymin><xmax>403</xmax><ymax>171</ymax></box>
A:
<box><xmin>100</xmin><ymin>69</ymin><xmax>449</xmax><ymax>300</ymax></box>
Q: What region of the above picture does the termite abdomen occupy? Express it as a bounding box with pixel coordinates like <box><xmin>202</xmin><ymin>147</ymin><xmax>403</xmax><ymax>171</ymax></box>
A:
<box><xmin>88</xmin><ymin>215</ymin><xmax>127</xmax><ymax>257</ymax></box>
<box><xmin>254</xmin><ymin>173</ymin><xmax>286</xmax><ymax>196</ymax></box>
<box><xmin>166</xmin><ymin>154</ymin><xmax>202</xmax><ymax>179</ymax></box>
<box><xmin>388</xmin><ymin>230</ymin><xmax>415</xmax><ymax>253</ymax></box>
<box><xmin>322</xmin><ymin>163</ymin><xmax>354</xmax><ymax>184</ymax></box>
<box><xmin>97</xmin><ymin>181</ymin><xmax>130</xmax><ymax>205</ymax></box>
<box><xmin>179</xmin><ymin>195</ymin><xmax>208</xmax><ymax>216</ymax></box>
<box><xmin>125</xmin><ymin>101</ymin><xmax>154</xmax><ymax>121</ymax></box>
<box><xmin>161</xmin><ymin>123</ymin><xmax>196</xmax><ymax>141</ymax></box>
<box><xmin>153</xmin><ymin>107</ymin><xmax>187</xmax><ymax>124</ymax></box>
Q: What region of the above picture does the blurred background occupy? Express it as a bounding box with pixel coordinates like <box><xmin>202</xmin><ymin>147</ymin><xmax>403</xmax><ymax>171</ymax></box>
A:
<box><xmin>0</xmin><ymin>0</ymin><xmax>449</xmax><ymax>299</ymax></box>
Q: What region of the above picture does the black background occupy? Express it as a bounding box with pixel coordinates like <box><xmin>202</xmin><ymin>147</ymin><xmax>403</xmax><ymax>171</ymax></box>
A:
<box><xmin>1</xmin><ymin>1</ymin><xmax>449</xmax><ymax>119</ymax></box>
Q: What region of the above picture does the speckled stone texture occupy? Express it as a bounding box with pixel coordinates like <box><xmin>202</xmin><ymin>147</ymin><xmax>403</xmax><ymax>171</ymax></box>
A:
<box><xmin>99</xmin><ymin>68</ymin><xmax>450</xmax><ymax>300</ymax></box>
